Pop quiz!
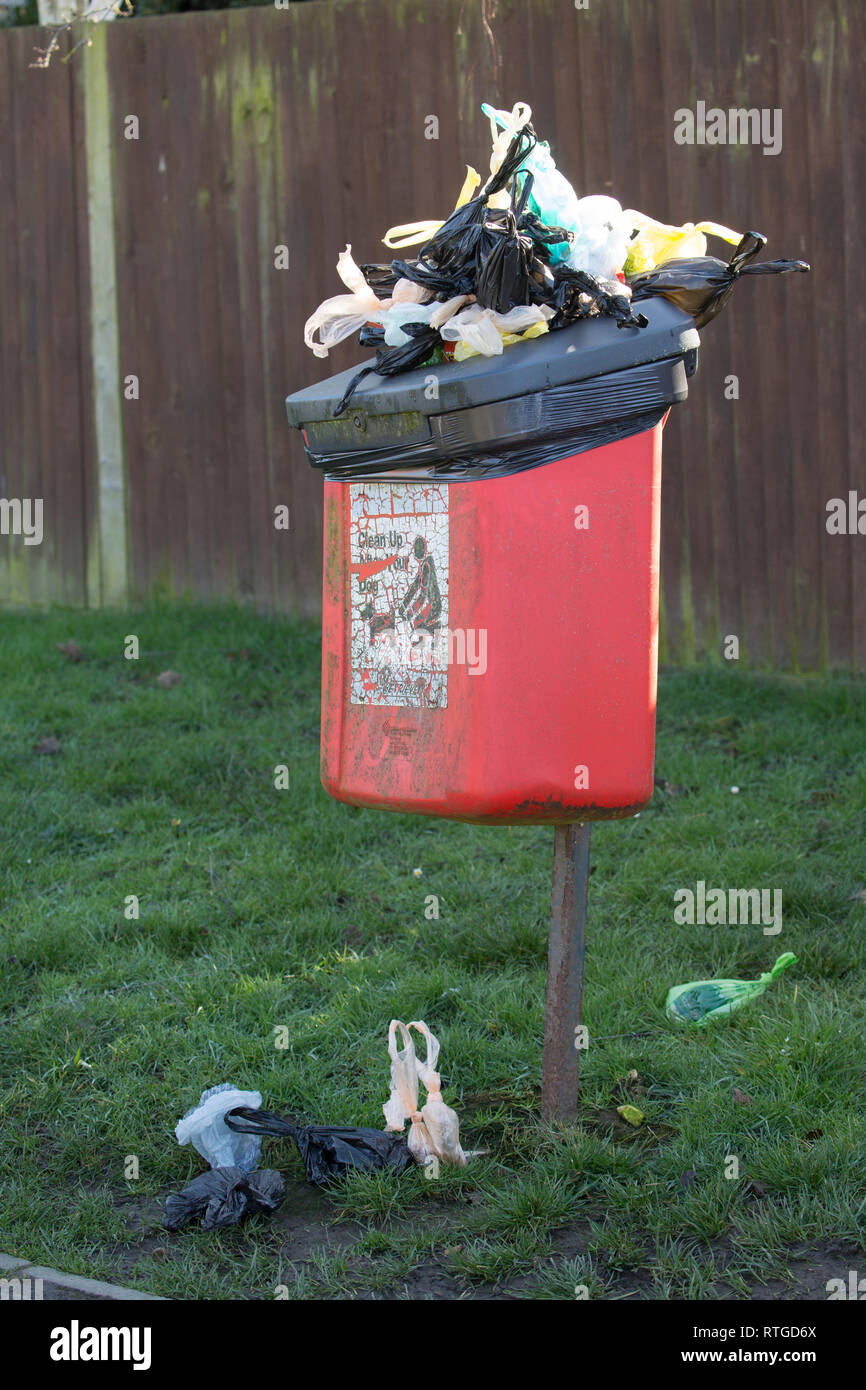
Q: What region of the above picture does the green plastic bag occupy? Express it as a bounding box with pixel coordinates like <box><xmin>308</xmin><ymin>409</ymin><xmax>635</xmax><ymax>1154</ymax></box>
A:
<box><xmin>666</xmin><ymin>952</ymin><xmax>797</xmax><ymax>1025</ymax></box>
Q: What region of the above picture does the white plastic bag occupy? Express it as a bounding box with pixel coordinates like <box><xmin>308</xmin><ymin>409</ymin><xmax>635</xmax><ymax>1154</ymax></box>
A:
<box><xmin>379</xmin><ymin>300</ymin><xmax>438</xmax><ymax>347</ymax></box>
<box><xmin>440</xmin><ymin>303</ymin><xmax>553</xmax><ymax>357</ymax></box>
<box><xmin>383</xmin><ymin>1021</ymin><xmax>438</xmax><ymax>1167</ymax></box>
<box><xmin>382</xmin><ymin>1020</ymin><xmax>466</xmax><ymax>1168</ymax></box>
<box><xmin>567</xmin><ymin>195</ymin><xmax>631</xmax><ymax>281</ymax></box>
<box><xmin>440</xmin><ymin>305</ymin><xmax>504</xmax><ymax>356</ymax></box>
<box><xmin>303</xmin><ymin>245</ymin><xmax>387</xmax><ymax>359</ymax></box>
<box><xmin>484</xmin><ymin>100</ymin><xmax>533</xmax><ymax>210</ymax></box>
<box><xmin>175</xmin><ymin>1082</ymin><xmax>263</xmax><ymax>1173</ymax></box>
<box><xmin>409</xmin><ymin>1021</ymin><xmax>467</xmax><ymax>1167</ymax></box>
<box><xmin>304</xmin><ymin>250</ymin><xmax>434</xmax><ymax>356</ymax></box>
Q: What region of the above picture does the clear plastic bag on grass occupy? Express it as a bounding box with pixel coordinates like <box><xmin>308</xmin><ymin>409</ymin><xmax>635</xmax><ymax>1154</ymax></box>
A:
<box><xmin>410</xmin><ymin>1021</ymin><xmax>467</xmax><ymax>1167</ymax></box>
<box><xmin>174</xmin><ymin>1082</ymin><xmax>263</xmax><ymax>1173</ymax></box>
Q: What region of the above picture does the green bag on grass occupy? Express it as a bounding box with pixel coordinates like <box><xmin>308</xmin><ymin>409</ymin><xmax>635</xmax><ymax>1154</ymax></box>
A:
<box><xmin>666</xmin><ymin>952</ymin><xmax>797</xmax><ymax>1025</ymax></box>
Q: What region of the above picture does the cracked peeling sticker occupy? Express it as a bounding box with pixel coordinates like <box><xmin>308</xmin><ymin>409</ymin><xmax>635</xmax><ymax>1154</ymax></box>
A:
<box><xmin>349</xmin><ymin>481</ymin><xmax>449</xmax><ymax>708</ymax></box>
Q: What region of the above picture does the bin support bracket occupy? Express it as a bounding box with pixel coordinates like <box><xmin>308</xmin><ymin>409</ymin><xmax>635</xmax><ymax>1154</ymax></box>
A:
<box><xmin>542</xmin><ymin>822</ymin><xmax>591</xmax><ymax>1121</ymax></box>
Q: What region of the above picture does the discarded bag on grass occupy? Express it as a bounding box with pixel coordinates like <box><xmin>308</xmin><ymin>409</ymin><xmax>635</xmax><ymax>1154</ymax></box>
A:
<box><xmin>665</xmin><ymin>951</ymin><xmax>797</xmax><ymax>1025</ymax></box>
<box><xmin>225</xmin><ymin>1106</ymin><xmax>414</xmax><ymax>1185</ymax></box>
<box><xmin>174</xmin><ymin>1082</ymin><xmax>264</xmax><ymax>1173</ymax></box>
<box><xmin>167</xmin><ymin>1083</ymin><xmax>286</xmax><ymax>1230</ymax></box>
<box><xmin>383</xmin><ymin>1020</ymin><xmax>467</xmax><ymax>1169</ymax></box>
<box><xmin>163</xmin><ymin>1165</ymin><xmax>285</xmax><ymax>1232</ymax></box>
<box><xmin>629</xmin><ymin>232</ymin><xmax>810</xmax><ymax>328</ymax></box>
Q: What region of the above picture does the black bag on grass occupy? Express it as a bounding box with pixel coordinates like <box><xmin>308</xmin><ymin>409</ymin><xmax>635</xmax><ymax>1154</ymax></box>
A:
<box><xmin>163</xmin><ymin>1165</ymin><xmax>285</xmax><ymax>1232</ymax></box>
<box><xmin>226</xmin><ymin>1105</ymin><xmax>414</xmax><ymax>1186</ymax></box>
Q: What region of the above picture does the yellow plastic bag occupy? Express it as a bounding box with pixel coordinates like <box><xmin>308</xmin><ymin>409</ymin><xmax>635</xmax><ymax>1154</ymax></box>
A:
<box><xmin>382</xmin><ymin>165</ymin><xmax>482</xmax><ymax>250</ymax></box>
<box><xmin>623</xmin><ymin>213</ymin><xmax>743</xmax><ymax>277</ymax></box>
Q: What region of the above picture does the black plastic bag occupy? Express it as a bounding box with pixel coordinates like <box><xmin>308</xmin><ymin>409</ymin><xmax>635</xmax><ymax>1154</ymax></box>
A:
<box><xmin>163</xmin><ymin>1165</ymin><xmax>285</xmax><ymax>1232</ymax></box>
<box><xmin>549</xmin><ymin>264</ymin><xmax>649</xmax><ymax>330</ymax></box>
<box><xmin>519</xmin><ymin>209</ymin><xmax>573</xmax><ymax>260</ymax></box>
<box><xmin>359</xmin><ymin>263</ymin><xmax>402</xmax><ymax>296</ymax></box>
<box><xmin>397</xmin><ymin>122</ymin><xmax>539</xmax><ymax>301</ymax></box>
<box><xmin>474</xmin><ymin>175</ymin><xmax>537</xmax><ymax>313</ymax></box>
<box><xmin>475</xmin><ymin>213</ymin><xmax>533</xmax><ymax>312</ymax></box>
<box><xmin>226</xmin><ymin>1106</ymin><xmax>414</xmax><ymax>1186</ymax></box>
<box><xmin>333</xmin><ymin>322</ymin><xmax>442</xmax><ymax>418</ymax></box>
<box><xmin>390</xmin><ymin>256</ymin><xmax>476</xmax><ymax>299</ymax></box>
<box><xmin>629</xmin><ymin>230</ymin><xmax>810</xmax><ymax>327</ymax></box>
<box><xmin>358</xmin><ymin>323</ymin><xmax>386</xmax><ymax>347</ymax></box>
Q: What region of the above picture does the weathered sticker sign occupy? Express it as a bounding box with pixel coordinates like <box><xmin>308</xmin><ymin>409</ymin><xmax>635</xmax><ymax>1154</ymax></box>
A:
<box><xmin>349</xmin><ymin>481</ymin><xmax>449</xmax><ymax>708</ymax></box>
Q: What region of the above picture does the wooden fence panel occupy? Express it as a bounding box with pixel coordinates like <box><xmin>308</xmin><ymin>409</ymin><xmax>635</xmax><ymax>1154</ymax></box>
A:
<box><xmin>0</xmin><ymin>28</ymin><xmax>92</xmax><ymax>607</ymax></box>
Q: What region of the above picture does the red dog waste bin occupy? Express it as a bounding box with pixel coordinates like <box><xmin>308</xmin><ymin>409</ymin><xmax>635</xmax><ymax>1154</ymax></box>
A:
<box><xmin>286</xmin><ymin>299</ymin><xmax>699</xmax><ymax>825</ymax></box>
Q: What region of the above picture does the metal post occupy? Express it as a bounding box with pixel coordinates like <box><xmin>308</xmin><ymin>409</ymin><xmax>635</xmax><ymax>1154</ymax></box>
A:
<box><xmin>541</xmin><ymin>822</ymin><xmax>591</xmax><ymax>1121</ymax></box>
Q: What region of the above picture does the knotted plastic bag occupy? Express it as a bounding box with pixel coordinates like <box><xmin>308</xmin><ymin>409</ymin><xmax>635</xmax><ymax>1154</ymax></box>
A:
<box><xmin>303</xmin><ymin>246</ymin><xmax>432</xmax><ymax>359</ymax></box>
<box><xmin>383</xmin><ymin>1019</ymin><xmax>438</xmax><ymax>1166</ymax></box>
<box><xmin>382</xmin><ymin>1019</ymin><xmax>466</xmax><ymax>1168</ymax></box>
<box><xmin>399</xmin><ymin>121</ymin><xmax>539</xmax><ymax>301</ymax></box>
<box><xmin>167</xmin><ymin>1083</ymin><xmax>285</xmax><ymax>1231</ymax></box>
<box><xmin>623</xmin><ymin>213</ymin><xmax>744</xmax><ymax>276</ymax></box>
<box><xmin>666</xmin><ymin>952</ymin><xmax>797</xmax><ymax>1025</ymax></box>
<box><xmin>565</xmin><ymin>195</ymin><xmax>631</xmax><ymax>281</ymax></box>
<box><xmin>163</xmin><ymin>1166</ymin><xmax>285</xmax><ymax>1232</ymax></box>
<box><xmin>174</xmin><ymin>1082</ymin><xmax>263</xmax><ymax>1173</ymax></box>
<box><xmin>225</xmin><ymin>1106</ymin><xmax>413</xmax><ymax>1185</ymax></box>
<box><xmin>333</xmin><ymin>322</ymin><xmax>443</xmax><ymax>417</ymax></box>
<box><xmin>629</xmin><ymin>231</ymin><xmax>810</xmax><ymax>328</ymax></box>
<box><xmin>483</xmin><ymin>101</ymin><xmax>580</xmax><ymax>266</ymax></box>
<box><xmin>411</xmin><ymin>1021</ymin><xmax>467</xmax><ymax>1167</ymax></box>
<box><xmin>440</xmin><ymin>303</ymin><xmax>553</xmax><ymax>357</ymax></box>
<box><xmin>484</xmin><ymin>100</ymin><xmax>534</xmax><ymax>211</ymax></box>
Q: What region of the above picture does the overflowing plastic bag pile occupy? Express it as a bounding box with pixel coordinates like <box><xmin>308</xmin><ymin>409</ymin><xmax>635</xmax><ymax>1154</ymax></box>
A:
<box><xmin>303</xmin><ymin>101</ymin><xmax>809</xmax><ymax>417</ymax></box>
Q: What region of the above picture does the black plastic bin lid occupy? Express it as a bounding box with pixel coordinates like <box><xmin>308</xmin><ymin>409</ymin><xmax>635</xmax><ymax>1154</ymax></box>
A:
<box><xmin>286</xmin><ymin>298</ymin><xmax>699</xmax><ymax>480</ymax></box>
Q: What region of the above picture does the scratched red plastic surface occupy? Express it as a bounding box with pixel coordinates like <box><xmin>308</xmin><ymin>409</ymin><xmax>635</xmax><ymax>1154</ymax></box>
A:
<box><xmin>319</xmin><ymin>422</ymin><xmax>663</xmax><ymax>824</ymax></box>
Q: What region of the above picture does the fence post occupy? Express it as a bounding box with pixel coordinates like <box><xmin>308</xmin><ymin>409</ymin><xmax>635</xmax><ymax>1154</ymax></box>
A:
<box><xmin>81</xmin><ymin>19</ymin><xmax>128</xmax><ymax>606</ymax></box>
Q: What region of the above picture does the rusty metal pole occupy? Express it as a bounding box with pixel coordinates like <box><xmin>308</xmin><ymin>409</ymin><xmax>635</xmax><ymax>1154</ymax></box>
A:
<box><xmin>541</xmin><ymin>822</ymin><xmax>591</xmax><ymax>1121</ymax></box>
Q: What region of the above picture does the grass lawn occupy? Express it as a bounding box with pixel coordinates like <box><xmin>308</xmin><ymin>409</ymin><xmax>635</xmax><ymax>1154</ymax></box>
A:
<box><xmin>0</xmin><ymin>604</ymin><xmax>864</xmax><ymax>1301</ymax></box>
